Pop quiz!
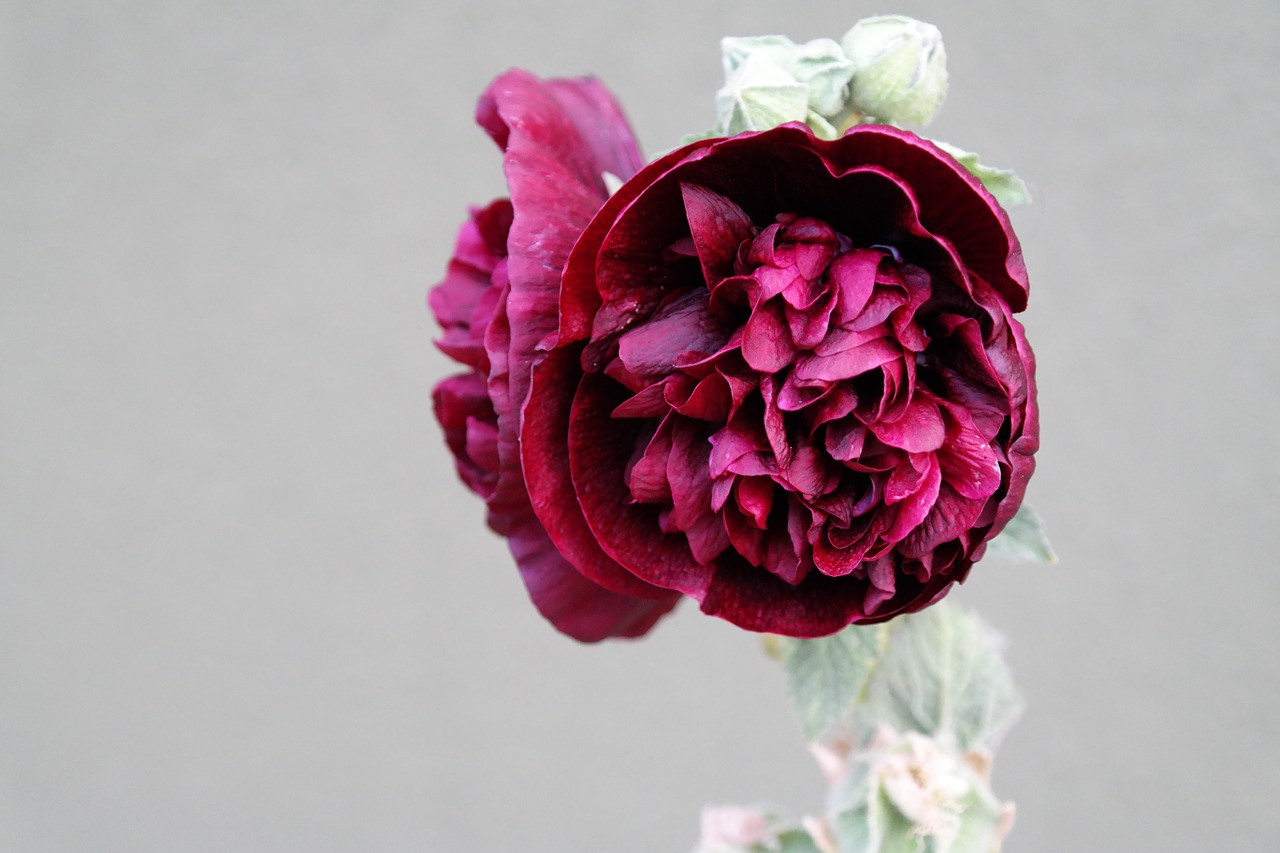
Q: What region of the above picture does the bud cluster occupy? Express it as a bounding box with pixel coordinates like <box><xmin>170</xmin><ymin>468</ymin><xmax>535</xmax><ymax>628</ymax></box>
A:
<box><xmin>716</xmin><ymin>15</ymin><xmax>948</xmax><ymax>138</ymax></box>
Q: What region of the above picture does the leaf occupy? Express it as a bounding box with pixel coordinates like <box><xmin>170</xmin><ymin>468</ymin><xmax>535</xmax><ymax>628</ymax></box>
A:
<box><xmin>932</xmin><ymin>140</ymin><xmax>1031</xmax><ymax>207</ymax></box>
<box><xmin>715</xmin><ymin>55</ymin><xmax>810</xmax><ymax>134</ymax></box>
<box><xmin>721</xmin><ymin>34</ymin><xmax>796</xmax><ymax>78</ymax></box>
<box><xmin>859</xmin><ymin>603</ymin><xmax>1023</xmax><ymax>751</ymax></box>
<box><xmin>984</xmin><ymin>502</ymin><xmax>1057</xmax><ymax>563</ymax></box>
<box><xmin>826</xmin><ymin>760</ymin><xmax>882</xmax><ymax>853</ymax></box>
<box><xmin>775</xmin><ymin>624</ymin><xmax>889</xmax><ymax>741</ymax></box>
<box><xmin>770</xmin><ymin>827</ymin><xmax>827</xmax><ymax>853</ymax></box>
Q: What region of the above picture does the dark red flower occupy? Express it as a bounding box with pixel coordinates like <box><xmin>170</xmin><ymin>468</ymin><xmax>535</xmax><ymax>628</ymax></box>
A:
<box><xmin>432</xmin><ymin>70</ymin><xmax>1038</xmax><ymax>640</ymax></box>
<box><xmin>430</xmin><ymin>71</ymin><xmax>681</xmax><ymax>641</ymax></box>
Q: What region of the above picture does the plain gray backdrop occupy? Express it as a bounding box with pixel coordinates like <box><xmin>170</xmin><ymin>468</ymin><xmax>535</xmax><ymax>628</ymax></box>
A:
<box><xmin>4</xmin><ymin>1</ymin><xmax>1278</xmax><ymax>850</ymax></box>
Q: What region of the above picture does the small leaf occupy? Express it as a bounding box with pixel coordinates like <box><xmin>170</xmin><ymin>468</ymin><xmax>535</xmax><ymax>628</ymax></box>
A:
<box><xmin>984</xmin><ymin>502</ymin><xmax>1057</xmax><ymax>563</ymax></box>
<box><xmin>715</xmin><ymin>55</ymin><xmax>810</xmax><ymax>134</ymax></box>
<box><xmin>775</xmin><ymin>624</ymin><xmax>889</xmax><ymax>741</ymax></box>
<box><xmin>859</xmin><ymin>603</ymin><xmax>1023</xmax><ymax>751</ymax></box>
<box><xmin>770</xmin><ymin>827</ymin><xmax>827</xmax><ymax>853</ymax></box>
<box><xmin>932</xmin><ymin>140</ymin><xmax>1031</xmax><ymax>207</ymax></box>
<box><xmin>721</xmin><ymin>34</ymin><xmax>796</xmax><ymax>78</ymax></box>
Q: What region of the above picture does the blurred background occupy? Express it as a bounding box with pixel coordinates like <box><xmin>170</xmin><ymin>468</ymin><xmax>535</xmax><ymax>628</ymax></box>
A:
<box><xmin>3</xmin><ymin>1</ymin><xmax>1278</xmax><ymax>850</ymax></box>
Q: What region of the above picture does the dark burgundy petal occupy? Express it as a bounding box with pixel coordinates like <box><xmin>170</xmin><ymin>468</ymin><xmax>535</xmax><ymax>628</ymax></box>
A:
<box><xmin>522</xmin><ymin>347</ymin><xmax>679</xmax><ymax>600</ymax></box>
<box><xmin>505</xmin><ymin>509</ymin><xmax>680</xmax><ymax>642</ymax></box>
<box><xmin>681</xmin><ymin>182</ymin><xmax>757</xmax><ymax>285</ymax></box>
<box><xmin>617</xmin><ymin>289</ymin><xmax>731</xmax><ymax>381</ymax></box>
<box><xmin>883</xmin><ymin>455</ymin><xmax>942</xmax><ymax>541</ymax></box>
<box><xmin>900</xmin><ymin>484</ymin><xmax>987</xmax><ymax>559</ymax></box>
<box><xmin>742</xmin><ymin>300</ymin><xmax>796</xmax><ymax>373</ymax></box>
<box><xmin>795</xmin><ymin>335</ymin><xmax>899</xmax><ymax>383</ymax></box>
<box><xmin>936</xmin><ymin>403</ymin><xmax>1002</xmax><ymax>500</ymax></box>
<box><xmin>628</xmin><ymin>417</ymin><xmax>675</xmax><ymax>504</ymax></box>
<box><xmin>568</xmin><ymin>372</ymin><xmax>716</xmax><ymax>599</ymax></box>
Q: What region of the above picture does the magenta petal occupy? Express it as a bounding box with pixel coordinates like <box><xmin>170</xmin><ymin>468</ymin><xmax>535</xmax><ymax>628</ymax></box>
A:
<box><xmin>479</xmin><ymin>72</ymin><xmax>644</xmax><ymax>526</ymax></box>
<box><xmin>666</xmin><ymin>420</ymin><xmax>715</xmax><ymax>531</ymax></box>
<box><xmin>742</xmin><ymin>300</ymin><xmax>796</xmax><ymax>372</ymax></box>
<box><xmin>900</xmin><ymin>484</ymin><xmax>986</xmax><ymax>558</ymax></box>
<box><xmin>724</xmin><ymin>506</ymin><xmax>767</xmax><ymax>566</ymax></box>
<box><xmin>432</xmin><ymin>372</ymin><xmax>499</xmax><ymax>499</ymax></box>
<box><xmin>794</xmin><ymin>336</ymin><xmax>899</xmax><ymax>383</ymax></box>
<box><xmin>617</xmin><ymin>289</ymin><xmax>730</xmax><ymax>380</ymax></box>
<box><xmin>628</xmin><ymin>418</ymin><xmax>674</xmax><ymax>504</ymax></box>
<box><xmin>883</xmin><ymin>456</ymin><xmax>942</xmax><ymax>541</ymax></box>
<box><xmin>735</xmin><ymin>477</ymin><xmax>774</xmax><ymax>528</ymax></box>
<box><xmin>568</xmin><ymin>372</ymin><xmax>715</xmax><ymax>598</ymax></box>
<box><xmin>611</xmin><ymin>382</ymin><xmax>671</xmax><ymax>419</ymax></box>
<box><xmin>665</xmin><ymin>419</ymin><xmax>733</xmax><ymax>566</ymax></box>
<box><xmin>681</xmin><ymin>182</ymin><xmax>757</xmax><ymax>285</ymax></box>
<box><xmin>697</xmin><ymin>558</ymin><xmax>874</xmax><ymax>637</ymax></box>
<box><xmin>543</xmin><ymin>77</ymin><xmax>646</xmax><ymax>186</ymax></box>
<box><xmin>937</xmin><ymin>404</ymin><xmax>1002</xmax><ymax>499</ymax></box>
<box><xmin>505</xmin><ymin>510</ymin><xmax>680</xmax><ymax>642</ymax></box>
<box><xmin>867</xmin><ymin>398</ymin><xmax>946</xmax><ymax>453</ymax></box>
<box><xmin>522</xmin><ymin>347</ymin><xmax>677</xmax><ymax>600</ymax></box>
<box><xmin>824</xmin><ymin>419</ymin><xmax>868</xmax><ymax>462</ymax></box>
<box><xmin>709</xmin><ymin>417</ymin><xmax>769</xmax><ymax>478</ymax></box>
<box><xmin>830</xmin><ymin>249</ymin><xmax>881</xmax><ymax>326</ymax></box>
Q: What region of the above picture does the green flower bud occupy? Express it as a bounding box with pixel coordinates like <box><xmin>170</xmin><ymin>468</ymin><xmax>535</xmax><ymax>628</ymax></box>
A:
<box><xmin>715</xmin><ymin>36</ymin><xmax>854</xmax><ymax>138</ymax></box>
<box><xmin>841</xmin><ymin>15</ymin><xmax>948</xmax><ymax>126</ymax></box>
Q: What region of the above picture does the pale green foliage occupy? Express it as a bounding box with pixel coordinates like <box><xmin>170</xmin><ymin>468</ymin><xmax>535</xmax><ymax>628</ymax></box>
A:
<box><xmin>770</xmin><ymin>828</ymin><xmax>827</xmax><ymax>853</ymax></box>
<box><xmin>715</xmin><ymin>36</ymin><xmax>854</xmax><ymax>137</ymax></box>
<box><xmin>773</xmin><ymin>624</ymin><xmax>888</xmax><ymax>741</ymax></box>
<box><xmin>714</xmin><ymin>605</ymin><xmax>1021</xmax><ymax>851</ymax></box>
<box><xmin>858</xmin><ymin>605</ymin><xmax>1023</xmax><ymax>752</ymax></box>
<box><xmin>777</xmin><ymin>603</ymin><xmax>1022</xmax><ymax>751</ymax></box>
<box><xmin>983</xmin><ymin>502</ymin><xmax>1056</xmax><ymax>562</ymax></box>
<box><xmin>716</xmin><ymin>53</ymin><xmax>810</xmax><ymax>134</ymax></box>
<box><xmin>932</xmin><ymin>141</ymin><xmax>1032</xmax><ymax>207</ymax></box>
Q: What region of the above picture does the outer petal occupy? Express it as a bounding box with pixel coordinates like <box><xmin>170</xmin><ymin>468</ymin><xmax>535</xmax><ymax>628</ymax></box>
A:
<box><xmin>522</xmin><ymin>347</ymin><xmax>682</xmax><ymax>600</ymax></box>
<box><xmin>505</xmin><ymin>504</ymin><xmax>680</xmax><ymax>642</ymax></box>
<box><xmin>445</xmin><ymin>71</ymin><xmax>678</xmax><ymax>641</ymax></box>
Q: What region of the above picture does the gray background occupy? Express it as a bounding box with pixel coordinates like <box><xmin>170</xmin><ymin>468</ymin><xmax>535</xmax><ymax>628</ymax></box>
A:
<box><xmin>3</xmin><ymin>1</ymin><xmax>1278</xmax><ymax>850</ymax></box>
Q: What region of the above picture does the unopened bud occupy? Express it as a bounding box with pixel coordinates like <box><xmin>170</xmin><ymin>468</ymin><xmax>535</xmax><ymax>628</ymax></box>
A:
<box><xmin>841</xmin><ymin>15</ymin><xmax>948</xmax><ymax>126</ymax></box>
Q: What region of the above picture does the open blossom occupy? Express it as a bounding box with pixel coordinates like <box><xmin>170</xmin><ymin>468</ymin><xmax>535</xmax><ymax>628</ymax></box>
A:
<box><xmin>431</xmin><ymin>69</ymin><xmax>1037</xmax><ymax>640</ymax></box>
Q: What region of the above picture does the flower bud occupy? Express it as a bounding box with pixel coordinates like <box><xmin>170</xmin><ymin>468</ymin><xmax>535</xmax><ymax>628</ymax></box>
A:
<box><xmin>841</xmin><ymin>15</ymin><xmax>948</xmax><ymax>126</ymax></box>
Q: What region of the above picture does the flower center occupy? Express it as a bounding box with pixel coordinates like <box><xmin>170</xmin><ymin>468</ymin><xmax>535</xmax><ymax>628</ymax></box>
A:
<box><xmin>603</xmin><ymin>199</ymin><xmax>1003</xmax><ymax>603</ymax></box>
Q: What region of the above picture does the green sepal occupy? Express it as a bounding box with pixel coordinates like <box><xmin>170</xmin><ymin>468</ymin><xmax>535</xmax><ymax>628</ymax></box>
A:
<box><xmin>984</xmin><ymin>502</ymin><xmax>1056</xmax><ymax>563</ymax></box>
<box><xmin>715</xmin><ymin>54</ymin><xmax>810</xmax><ymax>134</ymax></box>
<box><xmin>933</xmin><ymin>140</ymin><xmax>1032</xmax><ymax>207</ymax></box>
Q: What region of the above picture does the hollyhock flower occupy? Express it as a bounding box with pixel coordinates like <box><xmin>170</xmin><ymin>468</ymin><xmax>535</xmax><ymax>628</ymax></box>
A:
<box><xmin>432</xmin><ymin>70</ymin><xmax>1037</xmax><ymax>640</ymax></box>
<box><xmin>430</xmin><ymin>71</ymin><xmax>681</xmax><ymax>642</ymax></box>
